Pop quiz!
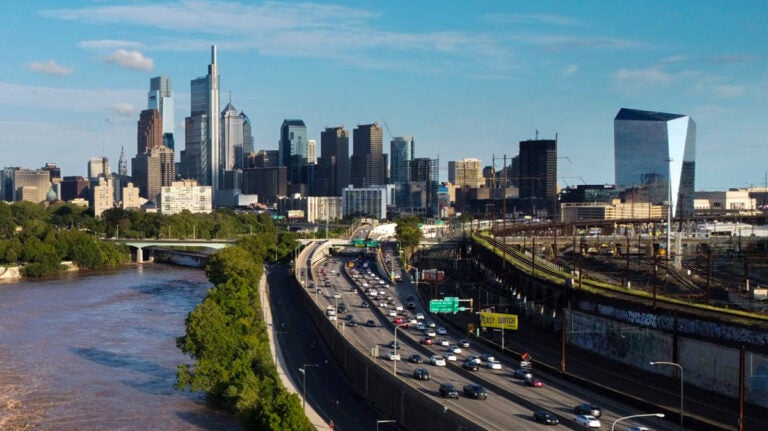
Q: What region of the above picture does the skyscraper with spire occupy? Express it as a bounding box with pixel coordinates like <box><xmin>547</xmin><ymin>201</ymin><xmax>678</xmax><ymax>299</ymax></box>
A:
<box><xmin>180</xmin><ymin>46</ymin><xmax>221</xmax><ymax>195</ymax></box>
<box><xmin>147</xmin><ymin>76</ymin><xmax>175</xmax><ymax>151</ymax></box>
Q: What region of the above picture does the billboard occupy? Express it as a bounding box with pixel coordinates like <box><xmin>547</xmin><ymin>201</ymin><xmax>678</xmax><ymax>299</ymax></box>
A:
<box><xmin>479</xmin><ymin>312</ymin><xmax>518</xmax><ymax>330</ymax></box>
<box><xmin>287</xmin><ymin>210</ymin><xmax>305</xmax><ymax>219</ymax></box>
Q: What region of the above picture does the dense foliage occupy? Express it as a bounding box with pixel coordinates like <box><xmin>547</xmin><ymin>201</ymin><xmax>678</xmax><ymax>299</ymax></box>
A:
<box><xmin>395</xmin><ymin>215</ymin><xmax>423</xmax><ymax>262</ymax></box>
<box><xmin>176</xmin><ymin>226</ymin><xmax>312</xmax><ymax>430</ymax></box>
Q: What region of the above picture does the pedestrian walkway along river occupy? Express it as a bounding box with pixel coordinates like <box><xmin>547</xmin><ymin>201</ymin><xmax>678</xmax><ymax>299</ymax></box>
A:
<box><xmin>0</xmin><ymin>265</ymin><xmax>241</xmax><ymax>430</ymax></box>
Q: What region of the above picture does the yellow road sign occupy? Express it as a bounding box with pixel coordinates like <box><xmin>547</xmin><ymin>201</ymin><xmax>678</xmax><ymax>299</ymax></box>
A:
<box><xmin>478</xmin><ymin>312</ymin><xmax>518</xmax><ymax>330</ymax></box>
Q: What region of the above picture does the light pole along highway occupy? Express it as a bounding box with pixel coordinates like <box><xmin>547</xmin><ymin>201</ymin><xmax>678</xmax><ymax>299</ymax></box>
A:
<box><xmin>298</xmin><ymin>360</ymin><xmax>326</xmax><ymax>411</ymax></box>
<box><xmin>393</xmin><ymin>322</ymin><xmax>408</xmax><ymax>375</ymax></box>
<box><xmin>650</xmin><ymin>361</ymin><xmax>684</xmax><ymax>431</ymax></box>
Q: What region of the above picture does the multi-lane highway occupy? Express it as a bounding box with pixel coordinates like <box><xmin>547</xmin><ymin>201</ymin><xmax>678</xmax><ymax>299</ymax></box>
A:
<box><xmin>290</xmin><ymin>240</ymin><xmax>679</xmax><ymax>431</ymax></box>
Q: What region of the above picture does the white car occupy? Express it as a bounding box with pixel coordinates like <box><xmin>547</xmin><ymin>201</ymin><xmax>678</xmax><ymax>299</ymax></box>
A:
<box><xmin>442</xmin><ymin>351</ymin><xmax>458</xmax><ymax>361</ymax></box>
<box><xmin>395</xmin><ymin>305</ymin><xmax>404</xmax><ymax>311</ymax></box>
<box><xmin>466</xmin><ymin>354</ymin><xmax>482</xmax><ymax>364</ymax></box>
<box><xmin>436</xmin><ymin>327</ymin><xmax>447</xmax><ymax>335</ymax></box>
<box><xmin>436</xmin><ymin>338</ymin><xmax>450</xmax><ymax>346</ymax></box>
<box><xmin>415</xmin><ymin>312</ymin><xmax>425</xmax><ymax>320</ymax></box>
<box><xmin>388</xmin><ymin>310</ymin><xmax>397</xmax><ymax>317</ymax></box>
<box><xmin>425</xmin><ymin>329</ymin><xmax>437</xmax><ymax>337</ymax></box>
<box><xmin>426</xmin><ymin>321</ymin><xmax>436</xmax><ymax>328</ymax></box>
<box><xmin>386</xmin><ymin>350</ymin><xmax>400</xmax><ymax>361</ymax></box>
<box><xmin>430</xmin><ymin>355</ymin><xmax>446</xmax><ymax>366</ymax></box>
<box><xmin>448</xmin><ymin>345</ymin><xmax>462</xmax><ymax>354</ymax></box>
<box><xmin>486</xmin><ymin>360</ymin><xmax>502</xmax><ymax>370</ymax></box>
<box><xmin>573</xmin><ymin>415</ymin><xmax>601</xmax><ymax>428</ymax></box>
<box><xmin>480</xmin><ymin>353</ymin><xmax>495</xmax><ymax>363</ymax></box>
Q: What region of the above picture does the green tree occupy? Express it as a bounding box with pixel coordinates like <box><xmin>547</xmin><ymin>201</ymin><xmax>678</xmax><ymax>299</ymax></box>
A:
<box><xmin>395</xmin><ymin>215</ymin><xmax>423</xmax><ymax>262</ymax></box>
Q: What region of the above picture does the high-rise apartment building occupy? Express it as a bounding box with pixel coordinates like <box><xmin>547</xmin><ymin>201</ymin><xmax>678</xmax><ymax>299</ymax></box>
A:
<box><xmin>614</xmin><ymin>108</ymin><xmax>696</xmax><ymax>218</ymax></box>
<box><xmin>147</xmin><ymin>76</ymin><xmax>175</xmax><ymax>151</ymax></box>
<box><xmin>132</xmin><ymin>146</ymin><xmax>175</xmax><ymax>203</ymax></box>
<box><xmin>91</xmin><ymin>176</ymin><xmax>114</xmax><ymax>218</ymax></box>
<box><xmin>316</xmin><ymin>126</ymin><xmax>350</xmax><ymax>196</ymax></box>
<box><xmin>390</xmin><ymin>136</ymin><xmax>415</xmax><ymax>184</ymax></box>
<box><xmin>160</xmin><ymin>180</ymin><xmax>212</xmax><ymax>215</ymax></box>
<box><xmin>518</xmin><ymin>138</ymin><xmax>558</xmax><ymax>215</ymax></box>
<box><xmin>180</xmin><ymin>46</ymin><xmax>220</xmax><ymax>194</ymax></box>
<box><xmin>88</xmin><ymin>157</ymin><xmax>110</xmax><ymax>179</ymax></box>
<box><xmin>137</xmin><ymin>109</ymin><xmax>163</xmax><ymax>155</ymax></box>
<box><xmin>350</xmin><ymin>123</ymin><xmax>386</xmax><ymax>188</ymax></box>
<box><xmin>448</xmin><ymin>158</ymin><xmax>484</xmax><ymax>188</ymax></box>
<box><xmin>121</xmin><ymin>182</ymin><xmax>141</xmax><ymax>210</ymax></box>
<box><xmin>279</xmin><ymin>119</ymin><xmax>308</xmax><ymax>184</ymax></box>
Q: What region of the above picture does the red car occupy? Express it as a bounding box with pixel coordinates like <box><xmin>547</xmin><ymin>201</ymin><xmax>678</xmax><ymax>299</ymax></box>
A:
<box><xmin>525</xmin><ymin>377</ymin><xmax>544</xmax><ymax>387</ymax></box>
<box><xmin>394</xmin><ymin>317</ymin><xmax>403</xmax><ymax>324</ymax></box>
<box><xmin>420</xmin><ymin>337</ymin><xmax>433</xmax><ymax>345</ymax></box>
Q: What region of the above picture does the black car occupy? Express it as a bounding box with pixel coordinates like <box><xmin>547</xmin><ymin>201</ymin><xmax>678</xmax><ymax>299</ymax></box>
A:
<box><xmin>458</xmin><ymin>339</ymin><xmax>470</xmax><ymax>348</ymax></box>
<box><xmin>533</xmin><ymin>410</ymin><xmax>559</xmax><ymax>425</ymax></box>
<box><xmin>439</xmin><ymin>383</ymin><xmax>460</xmax><ymax>398</ymax></box>
<box><xmin>412</xmin><ymin>368</ymin><xmax>430</xmax><ymax>380</ymax></box>
<box><xmin>407</xmin><ymin>295</ymin><xmax>415</xmax><ymax>301</ymax></box>
<box><xmin>360</xmin><ymin>301</ymin><xmax>370</xmax><ymax>308</ymax></box>
<box><xmin>346</xmin><ymin>320</ymin><xmax>358</xmax><ymax>327</ymax></box>
<box><xmin>406</xmin><ymin>302</ymin><xmax>416</xmax><ymax>310</ymax></box>
<box><xmin>514</xmin><ymin>368</ymin><xmax>533</xmax><ymax>379</ymax></box>
<box><xmin>462</xmin><ymin>360</ymin><xmax>479</xmax><ymax>371</ymax></box>
<box><xmin>409</xmin><ymin>354</ymin><xmax>423</xmax><ymax>364</ymax></box>
<box><xmin>366</xmin><ymin>320</ymin><xmax>376</xmax><ymax>327</ymax></box>
<box><xmin>462</xmin><ymin>383</ymin><xmax>488</xmax><ymax>399</ymax></box>
<box><xmin>574</xmin><ymin>402</ymin><xmax>602</xmax><ymax>417</ymax></box>
<box><xmin>337</xmin><ymin>303</ymin><xmax>347</xmax><ymax>313</ymax></box>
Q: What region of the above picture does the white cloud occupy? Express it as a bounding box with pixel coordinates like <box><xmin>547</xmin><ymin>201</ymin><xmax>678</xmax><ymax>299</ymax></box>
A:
<box><xmin>0</xmin><ymin>81</ymin><xmax>144</xmax><ymax>114</ymax></box>
<box><xmin>521</xmin><ymin>35</ymin><xmax>642</xmax><ymax>51</ymax></box>
<box><xmin>563</xmin><ymin>64</ymin><xmax>579</xmax><ymax>76</ymax></box>
<box><xmin>78</xmin><ymin>39</ymin><xmax>144</xmax><ymax>50</ymax></box>
<box><xmin>26</xmin><ymin>60</ymin><xmax>73</xmax><ymax>76</ymax></box>
<box><xmin>110</xmin><ymin>102</ymin><xmax>135</xmax><ymax>117</ymax></box>
<box><xmin>713</xmin><ymin>85</ymin><xmax>745</xmax><ymax>98</ymax></box>
<box><xmin>486</xmin><ymin>13</ymin><xmax>580</xmax><ymax>26</ymax></box>
<box><xmin>106</xmin><ymin>49</ymin><xmax>154</xmax><ymax>71</ymax></box>
<box><xmin>613</xmin><ymin>67</ymin><xmax>672</xmax><ymax>84</ymax></box>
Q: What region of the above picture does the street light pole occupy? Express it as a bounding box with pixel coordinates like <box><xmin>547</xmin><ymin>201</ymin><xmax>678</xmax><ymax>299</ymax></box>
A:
<box><xmin>650</xmin><ymin>361</ymin><xmax>684</xmax><ymax>430</ymax></box>
<box><xmin>377</xmin><ymin>419</ymin><xmax>396</xmax><ymax>431</ymax></box>
<box><xmin>298</xmin><ymin>361</ymin><xmax>326</xmax><ymax>411</ymax></box>
<box><xmin>611</xmin><ymin>413</ymin><xmax>665</xmax><ymax>431</ymax></box>
<box><xmin>393</xmin><ymin>323</ymin><xmax>407</xmax><ymax>375</ymax></box>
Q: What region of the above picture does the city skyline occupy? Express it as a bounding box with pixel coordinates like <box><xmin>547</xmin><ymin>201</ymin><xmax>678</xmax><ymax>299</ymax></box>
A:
<box><xmin>1</xmin><ymin>1</ymin><xmax>766</xmax><ymax>190</ymax></box>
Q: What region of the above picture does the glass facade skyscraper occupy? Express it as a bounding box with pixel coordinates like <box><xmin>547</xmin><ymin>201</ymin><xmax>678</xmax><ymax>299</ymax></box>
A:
<box><xmin>614</xmin><ymin>108</ymin><xmax>696</xmax><ymax>218</ymax></box>
<box><xmin>147</xmin><ymin>76</ymin><xmax>175</xmax><ymax>151</ymax></box>
<box><xmin>390</xmin><ymin>136</ymin><xmax>414</xmax><ymax>184</ymax></box>
<box><xmin>279</xmin><ymin>119</ymin><xmax>308</xmax><ymax>184</ymax></box>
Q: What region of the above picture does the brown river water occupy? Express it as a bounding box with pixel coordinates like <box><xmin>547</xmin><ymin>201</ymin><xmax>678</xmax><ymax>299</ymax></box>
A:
<box><xmin>0</xmin><ymin>264</ymin><xmax>241</xmax><ymax>430</ymax></box>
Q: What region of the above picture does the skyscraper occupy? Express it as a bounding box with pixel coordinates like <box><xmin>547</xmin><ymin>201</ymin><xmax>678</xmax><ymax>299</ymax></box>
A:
<box><xmin>241</xmin><ymin>112</ymin><xmax>254</xmax><ymax>164</ymax></box>
<box><xmin>88</xmin><ymin>156</ymin><xmax>110</xmax><ymax>179</ymax></box>
<box><xmin>279</xmin><ymin>119</ymin><xmax>308</xmax><ymax>184</ymax></box>
<box><xmin>518</xmin><ymin>138</ymin><xmax>558</xmax><ymax>216</ymax></box>
<box><xmin>118</xmin><ymin>147</ymin><xmax>128</xmax><ymax>176</ymax></box>
<box><xmin>221</xmin><ymin>102</ymin><xmax>243</xmax><ymax>173</ymax></box>
<box><xmin>147</xmin><ymin>76</ymin><xmax>175</xmax><ymax>151</ymax></box>
<box><xmin>614</xmin><ymin>108</ymin><xmax>696</xmax><ymax>218</ymax></box>
<box><xmin>131</xmin><ymin>146</ymin><xmax>175</xmax><ymax>203</ymax></box>
<box><xmin>137</xmin><ymin>109</ymin><xmax>163</xmax><ymax>155</ymax></box>
<box><xmin>180</xmin><ymin>46</ymin><xmax>220</xmax><ymax>193</ymax></box>
<box><xmin>448</xmin><ymin>158</ymin><xmax>484</xmax><ymax>188</ymax></box>
<box><xmin>390</xmin><ymin>136</ymin><xmax>415</xmax><ymax>184</ymax></box>
<box><xmin>350</xmin><ymin>123</ymin><xmax>386</xmax><ymax>188</ymax></box>
<box><xmin>316</xmin><ymin>126</ymin><xmax>350</xmax><ymax>196</ymax></box>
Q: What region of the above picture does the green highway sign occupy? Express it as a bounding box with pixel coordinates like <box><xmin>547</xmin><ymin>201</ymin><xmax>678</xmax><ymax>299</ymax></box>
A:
<box><xmin>429</xmin><ymin>297</ymin><xmax>459</xmax><ymax>314</ymax></box>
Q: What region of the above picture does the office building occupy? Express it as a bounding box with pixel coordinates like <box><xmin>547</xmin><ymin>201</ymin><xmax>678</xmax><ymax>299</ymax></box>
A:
<box><xmin>614</xmin><ymin>108</ymin><xmax>696</xmax><ymax>218</ymax></box>
<box><xmin>350</xmin><ymin>123</ymin><xmax>387</xmax><ymax>188</ymax></box>
<box><xmin>277</xmin><ymin>196</ymin><xmax>343</xmax><ymax>223</ymax></box>
<box><xmin>118</xmin><ymin>147</ymin><xmax>128</xmax><ymax>176</ymax></box>
<box><xmin>279</xmin><ymin>119</ymin><xmax>308</xmax><ymax>184</ymax></box>
<box><xmin>342</xmin><ymin>185</ymin><xmax>395</xmax><ymax>220</ymax></box>
<box><xmin>247</xmin><ymin>150</ymin><xmax>279</xmax><ymax>168</ymax></box>
<box><xmin>242</xmin><ymin>112</ymin><xmax>254</xmax><ymax>160</ymax></box>
<box><xmin>519</xmin><ymin>138</ymin><xmax>558</xmax><ymax>216</ymax></box>
<box><xmin>308</xmin><ymin>139</ymin><xmax>317</xmax><ymax>165</ymax></box>
<box><xmin>390</xmin><ymin>136</ymin><xmax>414</xmax><ymax>184</ymax></box>
<box><xmin>448</xmin><ymin>158</ymin><xmax>484</xmax><ymax>188</ymax></box>
<box><xmin>316</xmin><ymin>126</ymin><xmax>350</xmax><ymax>196</ymax></box>
<box><xmin>221</xmin><ymin>102</ymin><xmax>243</xmax><ymax>173</ymax></box>
<box><xmin>160</xmin><ymin>180</ymin><xmax>213</xmax><ymax>215</ymax></box>
<box><xmin>180</xmin><ymin>46</ymin><xmax>220</xmax><ymax>193</ymax></box>
<box><xmin>132</xmin><ymin>146</ymin><xmax>175</xmax><ymax>203</ymax></box>
<box><xmin>60</xmin><ymin>176</ymin><xmax>90</xmax><ymax>202</ymax></box>
<box><xmin>137</xmin><ymin>109</ymin><xmax>163</xmax><ymax>156</ymax></box>
<box><xmin>41</xmin><ymin>163</ymin><xmax>61</xmax><ymax>182</ymax></box>
<box><xmin>242</xmin><ymin>166</ymin><xmax>287</xmax><ymax>206</ymax></box>
<box><xmin>147</xmin><ymin>76</ymin><xmax>175</xmax><ymax>151</ymax></box>
<box><xmin>11</xmin><ymin>168</ymin><xmax>51</xmax><ymax>203</ymax></box>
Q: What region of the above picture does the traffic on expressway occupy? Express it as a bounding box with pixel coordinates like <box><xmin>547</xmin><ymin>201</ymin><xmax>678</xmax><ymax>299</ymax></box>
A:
<box><xmin>291</xmin><ymin>238</ymin><xmax>677</xmax><ymax>431</ymax></box>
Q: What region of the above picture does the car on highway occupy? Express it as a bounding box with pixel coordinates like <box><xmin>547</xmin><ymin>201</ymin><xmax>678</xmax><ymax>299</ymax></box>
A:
<box><xmin>462</xmin><ymin>383</ymin><xmax>488</xmax><ymax>399</ymax></box>
<box><xmin>345</xmin><ymin>314</ymin><xmax>355</xmax><ymax>321</ymax></box>
<box><xmin>333</xmin><ymin>293</ymin><xmax>341</xmax><ymax>299</ymax></box>
<box><xmin>532</xmin><ymin>410</ymin><xmax>559</xmax><ymax>425</ymax></box>
<box><xmin>447</xmin><ymin>345</ymin><xmax>462</xmax><ymax>354</ymax></box>
<box><xmin>573</xmin><ymin>414</ymin><xmax>601</xmax><ymax>428</ymax></box>
<box><xmin>394</xmin><ymin>317</ymin><xmax>404</xmax><ymax>325</ymax></box>
<box><xmin>436</xmin><ymin>338</ymin><xmax>450</xmax><ymax>346</ymax></box>
<box><xmin>366</xmin><ymin>320</ymin><xmax>376</xmax><ymax>327</ymax></box>
<box><xmin>524</xmin><ymin>377</ymin><xmax>544</xmax><ymax>387</ymax></box>
<box><xmin>458</xmin><ymin>339</ymin><xmax>470</xmax><ymax>348</ymax></box>
<box><xmin>442</xmin><ymin>351</ymin><xmax>457</xmax><ymax>362</ymax></box>
<box><xmin>346</xmin><ymin>320</ymin><xmax>358</xmax><ymax>327</ymax></box>
<box><xmin>480</xmin><ymin>353</ymin><xmax>495</xmax><ymax>362</ymax></box>
<box><xmin>416</xmin><ymin>322</ymin><xmax>426</xmax><ymax>331</ymax></box>
<box><xmin>486</xmin><ymin>360</ymin><xmax>502</xmax><ymax>370</ymax></box>
<box><xmin>409</xmin><ymin>354</ymin><xmax>423</xmax><ymax>364</ymax></box>
<box><xmin>466</xmin><ymin>354</ymin><xmax>481</xmax><ymax>364</ymax></box>
<box><xmin>426</xmin><ymin>321</ymin><xmax>436</xmax><ymax>328</ymax></box>
<box><xmin>389</xmin><ymin>340</ymin><xmax>401</xmax><ymax>349</ymax></box>
<box><xmin>429</xmin><ymin>355</ymin><xmax>446</xmax><ymax>367</ymax></box>
<box><xmin>412</xmin><ymin>368</ymin><xmax>430</xmax><ymax>381</ymax></box>
<box><xmin>407</xmin><ymin>302</ymin><xmax>416</xmax><ymax>309</ymax></box>
<box><xmin>462</xmin><ymin>360</ymin><xmax>479</xmax><ymax>371</ymax></box>
<box><xmin>388</xmin><ymin>309</ymin><xmax>397</xmax><ymax>317</ymax></box>
<box><xmin>438</xmin><ymin>383</ymin><xmax>459</xmax><ymax>398</ymax></box>
<box><xmin>514</xmin><ymin>368</ymin><xmax>533</xmax><ymax>379</ymax></box>
<box><xmin>436</xmin><ymin>326</ymin><xmax>448</xmax><ymax>335</ymax></box>
<box><xmin>386</xmin><ymin>350</ymin><xmax>400</xmax><ymax>361</ymax></box>
<box><xmin>420</xmin><ymin>337</ymin><xmax>433</xmax><ymax>345</ymax></box>
<box><xmin>425</xmin><ymin>329</ymin><xmax>437</xmax><ymax>337</ymax></box>
<box><xmin>337</xmin><ymin>302</ymin><xmax>347</xmax><ymax>312</ymax></box>
<box><xmin>415</xmin><ymin>312</ymin><xmax>425</xmax><ymax>320</ymax></box>
<box><xmin>574</xmin><ymin>403</ymin><xmax>602</xmax><ymax>417</ymax></box>
<box><xmin>360</xmin><ymin>301</ymin><xmax>369</xmax><ymax>308</ymax></box>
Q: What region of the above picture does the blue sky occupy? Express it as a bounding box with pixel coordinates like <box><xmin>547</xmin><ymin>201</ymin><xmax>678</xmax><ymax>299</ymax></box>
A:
<box><xmin>1</xmin><ymin>1</ymin><xmax>766</xmax><ymax>190</ymax></box>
